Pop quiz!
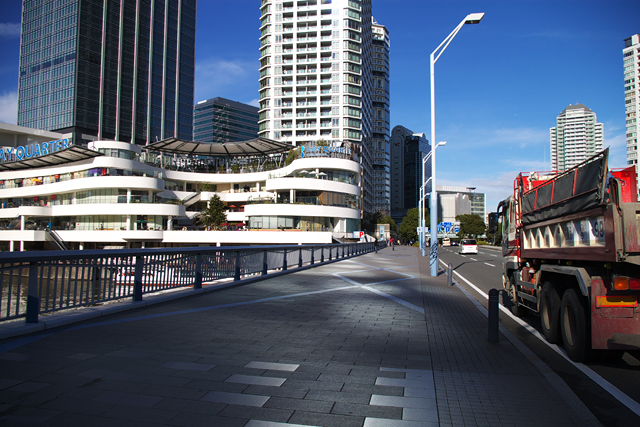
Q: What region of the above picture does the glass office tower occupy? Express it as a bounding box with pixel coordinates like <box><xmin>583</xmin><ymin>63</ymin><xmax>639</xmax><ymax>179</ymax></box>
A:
<box><xmin>17</xmin><ymin>0</ymin><xmax>196</xmax><ymax>146</ymax></box>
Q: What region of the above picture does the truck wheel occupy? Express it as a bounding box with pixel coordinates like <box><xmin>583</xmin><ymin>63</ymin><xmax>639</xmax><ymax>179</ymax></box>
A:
<box><xmin>540</xmin><ymin>282</ymin><xmax>561</xmax><ymax>344</ymax></box>
<box><xmin>509</xmin><ymin>275</ymin><xmax>527</xmax><ymax>318</ymax></box>
<box><xmin>560</xmin><ymin>289</ymin><xmax>591</xmax><ymax>362</ymax></box>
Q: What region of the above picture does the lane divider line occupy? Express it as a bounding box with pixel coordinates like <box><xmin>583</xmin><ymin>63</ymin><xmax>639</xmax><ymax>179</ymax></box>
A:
<box><xmin>440</xmin><ymin>258</ymin><xmax>640</xmax><ymax>418</ymax></box>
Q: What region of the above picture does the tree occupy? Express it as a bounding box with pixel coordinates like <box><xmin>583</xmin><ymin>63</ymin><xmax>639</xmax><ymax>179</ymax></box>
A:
<box><xmin>200</xmin><ymin>195</ymin><xmax>227</xmax><ymax>229</ymax></box>
<box><xmin>456</xmin><ymin>214</ymin><xmax>486</xmax><ymax>239</ymax></box>
<box><xmin>398</xmin><ymin>208</ymin><xmax>420</xmax><ymax>242</ymax></box>
<box><xmin>362</xmin><ymin>211</ymin><xmax>382</xmax><ymax>233</ymax></box>
<box><xmin>285</xmin><ymin>147</ymin><xmax>301</xmax><ymax>165</ymax></box>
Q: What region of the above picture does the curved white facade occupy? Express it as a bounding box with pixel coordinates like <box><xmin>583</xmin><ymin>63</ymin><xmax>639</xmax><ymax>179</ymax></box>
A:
<box><xmin>0</xmin><ymin>140</ymin><xmax>361</xmax><ymax>250</ymax></box>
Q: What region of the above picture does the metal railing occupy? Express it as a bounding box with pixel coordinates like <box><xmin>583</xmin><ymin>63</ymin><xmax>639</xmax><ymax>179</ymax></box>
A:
<box><xmin>0</xmin><ymin>242</ymin><xmax>375</xmax><ymax>324</ymax></box>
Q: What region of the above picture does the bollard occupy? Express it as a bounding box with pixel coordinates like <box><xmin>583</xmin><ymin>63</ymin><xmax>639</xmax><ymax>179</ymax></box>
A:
<box><xmin>262</xmin><ymin>250</ymin><xmax>268</xmax><ymax>276</ymax></box>
<box><xmin>488</xmin><ymin>288</ymin><xmax>499</xmax><ymax>342</ymax></box>
<box><xmin>447</xmin><ymin>263</ymin><xmax>453</xmax><ymax>286</ymax></box>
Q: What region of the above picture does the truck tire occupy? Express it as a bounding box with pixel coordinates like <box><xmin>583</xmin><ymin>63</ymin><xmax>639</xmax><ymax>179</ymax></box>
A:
<box><xmin>560</xmin><ymin>289</ymin><xmax>591</xmax><ymax>362</ymax></box>
<box><xmin>540</xmin><ymin>282</ymin><xmax>561</xmax><ymax>344</ymax></box>
<box><xmin>509</xmin><ymin>275</ymin><xmax>527</xmax><ymax>318</ymax></box>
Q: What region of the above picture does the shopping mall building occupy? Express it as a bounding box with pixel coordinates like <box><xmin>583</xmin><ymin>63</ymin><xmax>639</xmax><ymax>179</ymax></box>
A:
<box><xmin>0</xmin><ymin>123</ymin><xmax>361</xmax><ymax>251</ymax></box>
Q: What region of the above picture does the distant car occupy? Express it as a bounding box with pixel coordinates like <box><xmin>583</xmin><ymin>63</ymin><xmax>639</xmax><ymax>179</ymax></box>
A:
<box><xmin>451</xmin><ymin>241</ymin><xmax>458</xmax><ymax>246</ymax></box>
<box><xmin>459</xmin><ymin>239</ymin><xmax>478</xmax><ymax>255</ymax></box>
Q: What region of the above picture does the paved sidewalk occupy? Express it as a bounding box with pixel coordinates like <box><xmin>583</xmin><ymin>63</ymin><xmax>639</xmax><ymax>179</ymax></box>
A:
<box><xmin>0</xmin><ymin>246</ymin><xmax>599</xmax><ymax>426</ymax></box>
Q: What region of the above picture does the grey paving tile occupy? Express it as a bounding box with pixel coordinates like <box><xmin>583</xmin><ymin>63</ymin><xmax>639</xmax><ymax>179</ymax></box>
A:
<box><xmin>44</xmin><ymin>412</ymin><xmax>126</xmax><ymax>427</ymax></box>
<box><xmin>93</xmin><ymin>391</ymin><xmax>163</xmax><ymax>408</ymax></box>
<box><xmin>375</xmin><ymin>377</ymin><xmax>434</xmax><ymax>389</ymax></box>
<box><xmin>66</xmin><ymin>353</ymin><xmax>99</xmax><ymax>360</ymax></box>
<box><xmin>200</xmin><ymin>390</ymin><xmax>269</xmax><ymax>407</ymax></box>
<box><xmin>305</xmin><ymin>389</ymin><xmax>370</xmax><ymax>405</ymax></box>
<box><xmin>7</xmin><ymin>381</ymin><xmax>50</xmax><ymax>393</ymax></box>
<box><xmin>370</xmin><ymin>394</ymin><xmax>437</xmax><ymax>410</ymax></box>
<box><xmin>245</xmin><ymin>361</ymin><xmax>300</xmax><ymax>372</ymax></box>
<box><xmin>160</xmin><ymin>361</ymin><xmax>215</xmax><ymax>371</ymax></box>
<box><xmin>404</xmin><ymin>387</ymin><xmax>436</xmax><ymax>398</ymax></box>
<box><xmin>217</xmin><ymin>405</ymin><xmax>293</xmax><ymax>423</ymax></box>
<box><xmin>331</xmin><ymin>401</ymin><xmax>402</xmax><ymax>419</ymax></box>
<box><xmin>364</xmin><ymin>418</ymin><xmax>438</xmax><ymax>427</ymax></box>
<box><xmin>79</xmin><ymin>368</ymin><xmax>135</xmax><ymax>381</ymax></box>
<box><xmin>264</xmin><ymin>396</ymin><xmax>333</xmax><ymax>413</ymax></box>
<box><xmin>288</xmin><ymin>410</ymin><xmax>364</xmax><ymax>427</ymax></box>
<box><xmin>403</xmin><ymin>407</ymin><xmax>439</xmax><ymax>422</ymax></box>
<box><xmin>245</xmin><ymin>420</ymin><xmax>320</xmax><ymax>427</ymax></box>
<box><xmin>225</xmin><ymin>374</ymin><xmax>286</xmax><ymax>387</ymax></box>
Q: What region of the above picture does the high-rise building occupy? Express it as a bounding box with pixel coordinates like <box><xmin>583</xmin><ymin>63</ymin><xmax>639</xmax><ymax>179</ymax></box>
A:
<box><xmin>193</xmin><ymin>97</ymin><xmax>259</xmax><ymax>143</ymax></box>
<box><xmin>436</xmin><ymin>185</ymin><xmax>485</xmax><ymax>223</ymax></box>
<box><xmin>257</xmin><ymin>0</ymin><xmax>375</xmax><ymax>213</ymax></box>
<box><xmin>371</xmin><ymin>18</ymin><xmax>390</xmax><ymax>214</ymax></box>
<box><xmin>550</xmin><ymin>104</ymin><xmax>604</xmax><ymax>171</ymax></box>
<box><xmin>389</xmin><ymin>125</ymin><xmax>429</xmax><ymax>223</ymax></box>
<box><xmin>17</xmin><ymin>0</ymin><xmax>197</xmax><ymax>146</ymax></box>
<box><xmin>623</xmin><ymin>34</ymin><xmax>640</xmax><ymax>191</ymax></box>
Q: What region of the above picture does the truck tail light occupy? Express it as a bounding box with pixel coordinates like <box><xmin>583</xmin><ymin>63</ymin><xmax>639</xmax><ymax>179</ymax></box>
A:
<box><xmin>596</xmin><ymin>296</ymin><xmax>638</xmax><ymax>308</ymax></box>
<box><xmin>630</xmin><ymin>278</ymin><xmax>640</xmax><ymax>290</ymax></box>
<box><xmin>613</xmin><ymin>277</ymin><xmax>629</xmax><ymax>290</ymax></box>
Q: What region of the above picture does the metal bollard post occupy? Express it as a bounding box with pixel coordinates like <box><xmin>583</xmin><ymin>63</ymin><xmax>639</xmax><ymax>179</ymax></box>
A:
<box><xmin>488</xmin><ymin>288</ymin><xmax>499</xmax><ymax>342</ymax></box>
<box><xmin>262</xmin><ymin>250</ymin><xmax>268</xmax><ymax>276</ymax></box>
<box><xmin>447</xmin><ymin>263</ymin><xmax>453</xmax><ymax>286</ymax></box>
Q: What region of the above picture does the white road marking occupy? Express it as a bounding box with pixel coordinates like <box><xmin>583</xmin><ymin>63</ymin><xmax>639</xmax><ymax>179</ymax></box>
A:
<box><xmin>469</xmin><ymin>258</ymin><xmax>477</xmax><ymax>261</ymax></box>
<box><xmin>439</xmin><ymin>259</ymin><xmax>640</xmax><ymax>417</ymax></box>
<box><xmin>483</xmin><ymin>262</ymin><xmax>495</xmax><ymax>267</ymax></box>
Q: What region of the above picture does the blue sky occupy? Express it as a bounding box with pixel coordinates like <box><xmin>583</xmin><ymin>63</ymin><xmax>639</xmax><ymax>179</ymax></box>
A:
<box><xmin>1</xmin><ymin>0</ymin><xmax>639</xmax><ymax>212</ymax></box>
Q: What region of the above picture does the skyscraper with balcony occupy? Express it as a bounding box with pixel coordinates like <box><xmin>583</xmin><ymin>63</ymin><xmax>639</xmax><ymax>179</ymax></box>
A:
<box><xmin>257</xmin><ymin>0</ymin><xmax>375</xmax><ymax>213</ymax></box>
<box><xmin>371</xmin><ymin>18</ymin><xmax>390</xmax><ymax>214</ymax></box>
<box><xmin>17</xmin><ymin>0</ymin><xmax>196</xmax><ymax>146</ymax></box>
<box><xmin>623</xmin><ymin>34</ymin><xmax>640</xmax><ymax>193</ymax></box>
<box><xmin>193</xmin><ymin>97</ymin><xmax>259</xmax><ymax>143</ymax></box>
<box><xmin>550</xmin><ymin>104</ymin><xmax>604</xmax><ymax>171</ymax></box>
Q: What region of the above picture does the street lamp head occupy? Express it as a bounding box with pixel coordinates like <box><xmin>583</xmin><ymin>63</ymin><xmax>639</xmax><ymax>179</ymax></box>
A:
<box><xmin>437</xmin><ymin>141</ymin><xmax>447</xmax><ymax>147</ymax></box>
<box><xmin>464</xmin><ymin>13</ymin><xmax>485</xmax><ymax>24</ymax></box>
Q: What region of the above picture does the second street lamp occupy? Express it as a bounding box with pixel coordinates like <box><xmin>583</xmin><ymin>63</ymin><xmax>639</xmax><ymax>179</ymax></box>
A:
<box><xmin>428</xmin><ymin>12</ymin><xmax>485</xmax><ymax>277</ymax></box>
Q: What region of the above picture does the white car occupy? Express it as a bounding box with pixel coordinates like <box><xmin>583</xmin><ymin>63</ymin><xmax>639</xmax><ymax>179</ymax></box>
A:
<box><xmin>459</xmin><ymin>239</ymin><xmax>478</xmax><ymax>255</ymax></box>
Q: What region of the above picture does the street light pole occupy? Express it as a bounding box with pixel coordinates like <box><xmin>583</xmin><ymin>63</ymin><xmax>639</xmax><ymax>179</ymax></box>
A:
<box><xmin>428</xmin><ymin>13</ymin><xmax>484</xmax><ymax>277</ymax></box>
<box><xmin>420</xmin><ymin>141</ymin><xmax>445</xmax><ymax>257</ymax></box>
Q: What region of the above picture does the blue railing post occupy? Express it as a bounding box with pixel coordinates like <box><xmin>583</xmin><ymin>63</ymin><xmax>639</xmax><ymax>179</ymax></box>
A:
<box><xmin>194</xmin><ymin>254</ymin><xmax>202</xmax><ymax>289</ymax></box>
<box><xmin>234</xmin><ymin>251</ymin><xmax>241</xmax><ymax>281</ymax></box>
<box><xmin>283</xmin><ymin>249</ymin><xmax>288</xmax><ymax>271</ymax></box>
<box><xmin>26</xmin><ymin>262</ymin><xmax>39</xmax><ymax>323</ymax></box>
<box><xmin>299</xmin><ymin>247</ymin><xmax>303</xmax><ymax>268</ymax></box>
<box><xmin>320</xmin><ymin>247</ymin><xmax>324</xmax><ymax>263</ymax></box>
<box><xmin>134</xmin><ymin>255</ymin><xmax>144</xmax><ymax>302</ymax></box>
<box><xmin>311</xmin><ymin>247</ymin><xmax>315</xmax><ymax>265</ymax></box>
<box><xmin>262</xmin><ymin>250</ymin><xmax>268</xmax><ymax>276</ymax></box>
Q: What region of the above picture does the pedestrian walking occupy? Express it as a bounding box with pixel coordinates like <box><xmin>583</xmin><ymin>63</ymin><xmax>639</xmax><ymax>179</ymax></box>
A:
<box><xmin>390</xmin><ymin>237</ymin><xmax>395</xmax><ymax>250</ymax></box>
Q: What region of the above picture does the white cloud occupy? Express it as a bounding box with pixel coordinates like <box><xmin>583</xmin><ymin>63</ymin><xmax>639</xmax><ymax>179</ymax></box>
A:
<box><xmin>194</xmin><ymin>58</ymin><xmax>257</xmax><ymax>103</ymax></box>
<box><xmin>445</xmin><ymin>126</ymin><xmax>549</xmax><ymax>149</ymax></box>
<box><xmin>0</xmin><ymin>91</ymin><xmax>17</xmax><ymax>124</ymax></box>
<box><xmin>605</xmin><ymin>132</ymin><xmax>628</xmax><ymax>169</ymax></box>
<box><xmin>0</xmin><ymin>23</ymin><xmax>20</xmax><ymax>38</ymax></box>
<box><xmin>247</xmin><ymin>99</ymin><xmax>260</xmax><ymax>107</ymax></box>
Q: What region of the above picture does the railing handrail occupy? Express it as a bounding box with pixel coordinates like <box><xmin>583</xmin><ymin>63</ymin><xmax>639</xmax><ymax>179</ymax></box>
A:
<box><xmin>0</xmin><ymin>242</ymin><xmax>376</xmax><ymax>324</ymax></box>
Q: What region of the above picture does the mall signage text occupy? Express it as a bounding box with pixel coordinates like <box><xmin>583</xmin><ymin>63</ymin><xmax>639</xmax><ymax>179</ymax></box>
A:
<box><xmin>0</xmin><ymin>138</ymin><xmax>71</xmax><ymax>163</ymax></box>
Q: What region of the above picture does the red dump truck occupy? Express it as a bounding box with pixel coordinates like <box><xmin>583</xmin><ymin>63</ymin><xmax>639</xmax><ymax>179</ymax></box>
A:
<box><xmin>488</xmin><ymin>149</ymin><xmax>640</xmax><ymax>362</ymax></box>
